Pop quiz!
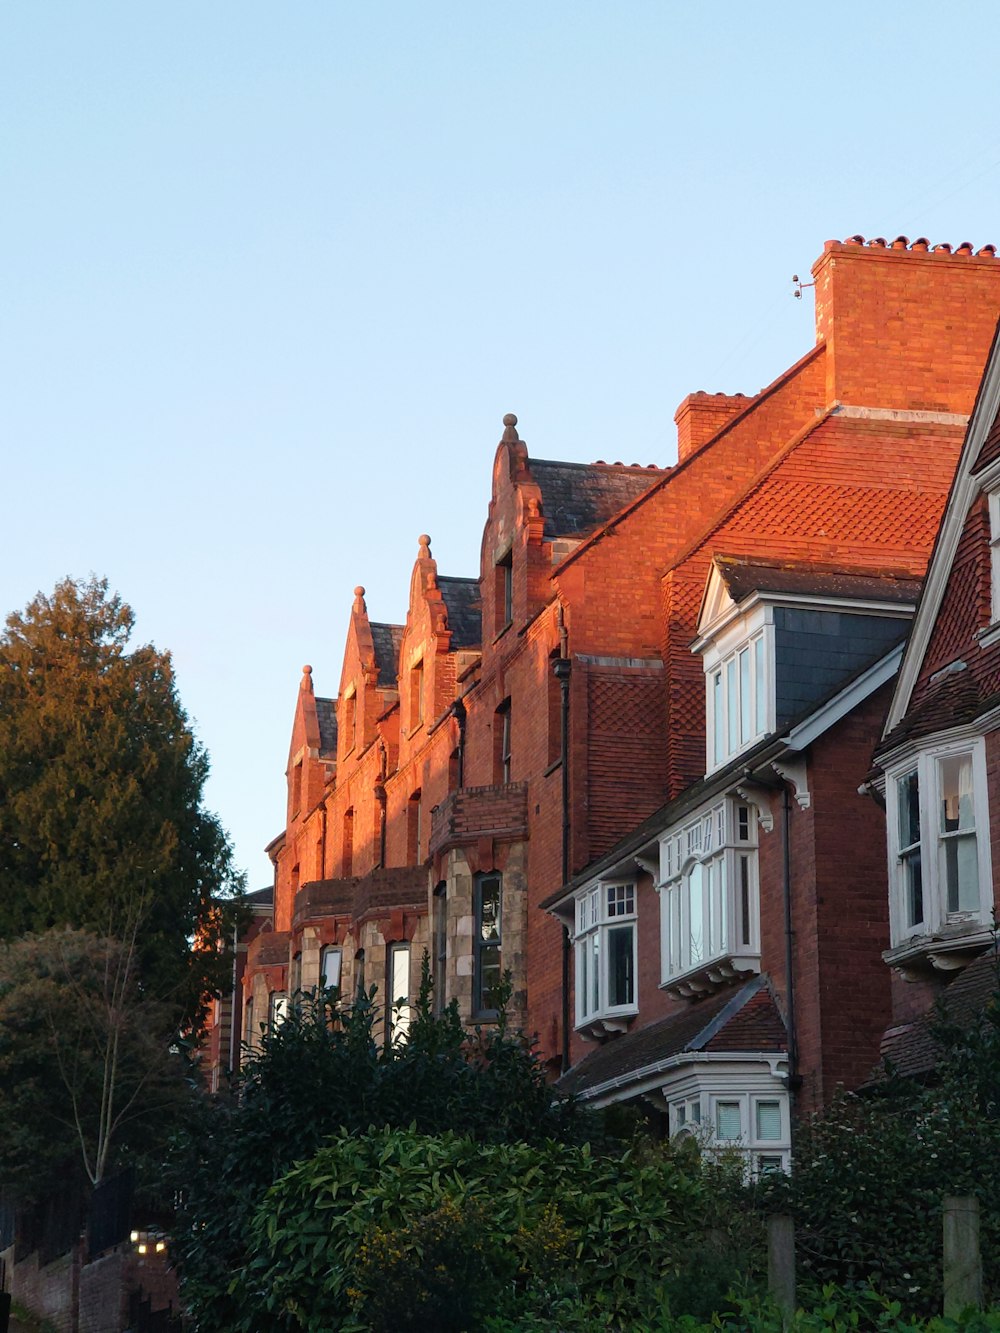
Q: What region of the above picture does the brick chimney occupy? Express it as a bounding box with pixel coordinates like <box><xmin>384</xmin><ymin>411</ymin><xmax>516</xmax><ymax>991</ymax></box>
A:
<box><xmin>674</xmin><ymin>392</ymin><xmax>752</xmax><ymax>463</ymax></box>
<box><xmin>812</xmin><ymin>235</ymin><xmax>1000</xmax><ymax>415</ymax></box>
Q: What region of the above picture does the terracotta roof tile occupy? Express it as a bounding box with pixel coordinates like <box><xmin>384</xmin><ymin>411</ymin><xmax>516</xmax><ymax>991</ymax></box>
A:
<box><xmin>557</xmin><ymin>977</ymin><xmax>786</xmax><ymax>1098</ymax></box>
<box><xmin>714</xmin><ymin>555</ymin><xmax>922</xmax><ymax>606</ymax></box>
<box><xmin>878</xmin><ymin>948</ymin><xmax>999</xmax><ymax>1079</ymax></box>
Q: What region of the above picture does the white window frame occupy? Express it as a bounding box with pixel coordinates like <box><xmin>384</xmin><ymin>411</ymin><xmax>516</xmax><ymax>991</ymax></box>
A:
<box><xmin>885</xmin><ymin>735</ymin><xmax>992</xmax><ymax>947</ymax></box>
<box><xmin>387</xmin><ymin>942</ymin><xmax>412</xmax><ymax>1044</ymax></box>
<box><xmin>700</xmin><ymin>606</ymin><xmax>774</xmax><ymax>774</ymax></box>
<box><xmin>573</xmin><ymin>880</ymin><xmax>638</xmax><ymax>1027</ymax></box>
<box><xmin>658</xmin><ymin>799</ymin><xmax>760</xmax><ymax>988</ymax></box>
<box><xmin>665</xmin><ymin>1068</ymin><xmax>790</xmax><ymax>1178</ymax></box>
<box><xmin>320</xmin><ymin>945</ymin><xmax>343</xmax><ymax>993</ymax></box>
<box><xmin>989</xmin><ymin>488</ymin><xmax>1000</xmax><ymax>625</ymax></box>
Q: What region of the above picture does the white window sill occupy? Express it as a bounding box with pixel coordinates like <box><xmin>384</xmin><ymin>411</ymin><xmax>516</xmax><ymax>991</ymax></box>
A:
<box><xmin>883</xmin><ymin>923</ymin><xmax>993</xmax><ymax>978</ymax></box>
<box><xmin>662</xmin><ymin>951</ymin><xmax>760</xmax><ymax>999</ymax></box>
<box><xmin>576</xmin><ymin>1010</ymin><xmax>637</xmax><ymax>1041</ymax></box>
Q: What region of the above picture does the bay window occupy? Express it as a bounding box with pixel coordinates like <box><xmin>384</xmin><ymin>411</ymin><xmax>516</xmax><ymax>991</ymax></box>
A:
<box><xmin>887</xmin><ymin>738</ymin><xmax>991</xmax><ymax>947</ymax></box>
<box><xmin>659</xmin><ymin>799</ymin><xmax>759</xmax><ymax>990</ymax></box>
<box><xmin>574</xmin><ymin>881</ymin><xmax>637</xmax><ymax>1027</ymax></box>
<box><xmin>668</xmin><ymin>1085</ymin><xmax>790</xmax><ymax>1176</ymax></box>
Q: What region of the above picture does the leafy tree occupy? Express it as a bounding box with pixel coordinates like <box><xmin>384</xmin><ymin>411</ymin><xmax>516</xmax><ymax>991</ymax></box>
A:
<box><xmin>0</xmin><ymin>576</ymin><xmax>243</xmax><ymax>1022</ymax></box>
<box><xmin>0</xmin><ymin>928</ymin><xmax>199</xmax><ymax>1205</ymax></box>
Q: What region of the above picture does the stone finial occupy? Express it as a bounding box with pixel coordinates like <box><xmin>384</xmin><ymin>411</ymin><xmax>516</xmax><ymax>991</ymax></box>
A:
<box><xmin>353</xmin><ymin>586</ymin><xmax>367</xmax><ymax>612</ymax></box>
<box><xmin>301</xmin><ymin>664</ymin><xmax>314</xmax><ymax>693</ymax></box>
<box><xmin>418</xmin><ymin>534</ymin><xmax>432</xmax><ymax>556</ymax></box>
<box><xmin>502</xmin><ymin>412</ymin><xmax>519</xmax><ymax>443</ymax></box>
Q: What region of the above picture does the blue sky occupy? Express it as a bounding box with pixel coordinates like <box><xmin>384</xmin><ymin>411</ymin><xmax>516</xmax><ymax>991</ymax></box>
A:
<box><xmin>3</xmin><ymin>2</ymin><xmax>999</xmax><ymax>886</ymax></box>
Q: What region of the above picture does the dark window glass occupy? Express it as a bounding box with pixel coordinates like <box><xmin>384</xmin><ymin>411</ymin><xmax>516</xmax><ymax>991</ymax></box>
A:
<box><xmin>474</xmin><ymin>872</ymin><xmax>502</xmax><ymax>1016</ymax></box>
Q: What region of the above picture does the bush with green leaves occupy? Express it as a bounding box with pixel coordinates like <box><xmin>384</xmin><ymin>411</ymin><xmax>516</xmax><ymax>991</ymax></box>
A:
<box><xmin>236</xmin><ymin>1126</ymin><xmax>715</xmax><ymax>1331</ymax></box>
<box><xmin>171</xmin><ymin>973</ymin><xmax>603</xmax><ymax>1330</ymax></box>
<box><xmin>768</xmin><ymin>973</ymin><xmax>1000</xmax><ymax>1316</ymax></box>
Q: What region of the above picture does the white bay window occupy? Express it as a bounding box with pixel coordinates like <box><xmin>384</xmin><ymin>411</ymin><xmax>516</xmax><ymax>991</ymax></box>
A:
<box><xmin>666</xmin><ymin>1069</ymin><xmax>790</xmax><ymax>1177</ymax></box>
<box><xmin>574</xmin><ymin>882</ymin><xmax>637</xmax><ymax>1028</ymax></box>
<box><xmin>888</xmin><ymin>738</ymin><xmax>991</xmax><ymax>951</ymax></box>
<box><xmin>659</xmin><ymin>799</ymin><xmax>759</xmax><ymax>994</ymax></box>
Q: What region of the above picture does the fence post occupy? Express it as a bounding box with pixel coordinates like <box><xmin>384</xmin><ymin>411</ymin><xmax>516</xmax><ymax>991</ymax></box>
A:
<box><xmin>768</xmin><ymin>1213</ymin><xmax>796</xmax><ymax>1323</ymax></box>
<box><xmin>943</xmin><ymin>1195</ymin><xmax>982</xmax><ymax>1318</ymax></box>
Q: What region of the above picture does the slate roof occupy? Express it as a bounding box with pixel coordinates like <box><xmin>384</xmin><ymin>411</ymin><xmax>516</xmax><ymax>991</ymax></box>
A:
<box><xmin>245</xmin><ymin>885</ymin><xmax>274</xmax><ymax>906</ymax></box>
<box><xmin>714</xmin><ymin>555</ymin><xmax>922</xmax><ymax>607</ymax></box>
<box><xmin>530</xmin><ymin>459</ymin><xmax>667</xmax><ymax>541</ymax></box>
<box><xmin>315</xmin><ymin>696</ymin><xmax>337</xmax><ymax>758</ymax></box>
<box><xmin>370</xmin><ymin>623</ymin><xmax>404</xmax><ymax>687</ymax></box>
<box><xmin>557</xmin><ymin>976</ymin><xmax>786</xmax><ymax>1099</ymax></box>
<box><xmin>438</xmin><ymin>576</ymin><xmax>482</xmax><ymax>649</ymax></box>
<box><xmin>877</xmin><ymin>948</ymin><xmax>999</xmax><ymax>1080</ymax></box>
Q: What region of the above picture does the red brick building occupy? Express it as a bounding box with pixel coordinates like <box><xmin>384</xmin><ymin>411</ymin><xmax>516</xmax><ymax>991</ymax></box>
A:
<box><xmin>238</xmin><ymin>237</ymin><xmax>1000</xmax><ymax>1161</ymax></box>
<box><xmin>870</xmin><ymin>314</ymin><xmax>1000</xmax><ymax>1076</ymax></box>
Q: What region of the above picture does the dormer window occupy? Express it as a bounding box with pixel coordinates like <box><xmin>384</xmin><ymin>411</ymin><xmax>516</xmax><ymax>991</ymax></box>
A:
<box><xmin>708</xmin><ymin>631</ymin><xmax>768</xmax><ymax>768</ymax></box>
<box><xmin>574</xmin><ymin>881</ymin><xmax>638</xmax><ymax>1029</ymax></box>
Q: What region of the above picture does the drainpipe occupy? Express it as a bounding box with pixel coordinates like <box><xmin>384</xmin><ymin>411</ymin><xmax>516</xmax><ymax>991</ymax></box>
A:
<box><xmin>781</xmin><ymin>784</ymin><xmax>802</xmax><ymax>1117</ymax></box>
<box><xmin>376</xmin><ymin>743</ymin><xmax>388</xmax><ymax>868</ymax></box>
<box><xmin>554</xmin><ymin>646</ymin><xmax>572</xmax><ymax>1074</ymax></box>
<box><xmin>453</xmin><ymin>695</ymin><xmax>467</xmax><ymax>788</ymax></box>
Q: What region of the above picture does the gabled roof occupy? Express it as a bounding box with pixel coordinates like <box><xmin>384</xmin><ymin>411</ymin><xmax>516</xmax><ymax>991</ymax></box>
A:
<box><xmin>883</xmin><ymin>317</ymin><xmax>1000</xmax><ymax>736</ymax></box>
<box><xmin>438</xmin><ymin>576</ymin><xmax>481</xmax><ymax>649</ymax></box>
<box><xmin>370</xmin><ymin>623</ymin><xmax>404</xmax><ymax>687</ymax></box>
<box><xmin>877</xmin><ymin>948</ymin><xmax>999</xmax><ymax>1079</ymax></box>
<box><xmin>530</xmin><ymin>459</ymin><xmax>666</xmax><ymax>540</ymax></box>
<box><xmin>315</xmin><ymin>697</ymin><xmax>337</xmax><ymax>758</ymax></box>
<box><xmin>558</xmin><ymin>976</ymin><xmax>786</xmax><ymax>1100</ymax></box>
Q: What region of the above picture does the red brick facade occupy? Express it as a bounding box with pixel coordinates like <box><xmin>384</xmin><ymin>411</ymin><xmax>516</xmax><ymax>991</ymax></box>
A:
<box><xmin>234</xmin><ymin>236</ymin><xmax>1000</xmax><ymax>1134</ymax></box>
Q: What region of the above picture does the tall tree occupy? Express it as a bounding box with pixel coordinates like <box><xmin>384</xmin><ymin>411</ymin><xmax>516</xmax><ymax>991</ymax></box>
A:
<box><xmin>0</xmin><ymin>576</ymin><xmax>243</xmax><ymax>1022</ymax></box>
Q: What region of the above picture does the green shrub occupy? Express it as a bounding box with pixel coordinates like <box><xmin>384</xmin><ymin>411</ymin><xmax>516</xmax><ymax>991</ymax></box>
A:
<box><xmin>236</xmin><ymin>1126</ymin><xmax>713</xmax><ymax>1331</ymax></box>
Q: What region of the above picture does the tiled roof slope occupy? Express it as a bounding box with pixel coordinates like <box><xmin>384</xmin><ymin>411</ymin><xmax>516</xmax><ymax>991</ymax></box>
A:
<box><xmin>879</xmin><ymin>489</ymin><xmax>1000</xmax><ymax>753</ymax></box>
<box><xmin>558</xmin><ymin>977</ymin><xmax>786</xmax><ymax>1098</ymax></box>
<box><xmin>370</xmin><ymin>623</ymin><xmax>404</xmax><ymax>687</ymax></box>
<box><xmin>878</xmin><ymin>948</ymin><xmax>999</xmax><ymax>1079</ymax></box>
<box><xmin>315</xmin><ymin>697</ymin><xmax>337</xmax><ymax>758</ymax></box>
<box><xmin>438</xmin><ymin>576</ymin><xmax>481</xmax><ymax>649</ymax></box>
<box><xmin>530</xmin><ymin>459</ymin><xmax>667</xmax><ymax>541</ymax></box>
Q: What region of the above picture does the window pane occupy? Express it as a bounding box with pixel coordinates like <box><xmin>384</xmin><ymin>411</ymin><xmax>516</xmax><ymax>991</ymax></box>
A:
<box><xmin>478</xmin><ymin>944</ymin><xmax>502</xmax><ymax>1012</ymax></box>
<box><xmin>945</xmin><ymin>833</ymin><xmax>979</xmax><ymax>914</ymax></box>
<box><xmin>716</xmin><ymin>1101</ymin><xmax>742</xmax><ymax>1140</ymax></box>
<box><xmin>903</xmin><ymin>850</ymin><xmax>923</xmax><ymax>928</ymax></box>
<box><xmin>755</xmin><ymin>1100</ymin><xmax>782</xmax><ymax>1141</ymax></box>
<box><xmin>726</xmin><ymin>660</ymin><xmax>738</xmax><ymax>754</ymax></box>
<box><xmin>758</xmin><ymin>1155</ymin><xmax>783</xmax><ymax>1175</ymax></box>
<box><xmin>607</xmin><ymin>925</ymin><xmax>634</xmax><ymax>1007</ymax></box>
<box><xmin>478</xmin><ymin>876</ymin><xmax>501</xmax><ymax>942</ymax></box>
<box><xmin>390</xmin><ymin>946</ymin><xmax>411</xmax><ymax>1042</ymax></box>
<box><xmin>740</xmin><ymin>854</ymin><xmax>751</xmax><ymax>947</ymax></box>
<box><xmin>577</xmin><ymin>940</ymin><xmax>591</xmax><ymax>1020</ymax></box>
<box><xmin>739</xmin><ymin>648</ymin><xmax>751</xmax><ymax>744</ymax></box>
<box><xmin>939</xmin><ymin>754</ymin><xmax>975</xmax><ymax>833</ymax></box>
<box><xmin>688</xmin><ymin>863</ymin><xmax>705</xmax><ymax>966</ymax></box>
<box><xmin>755</xmin><ymin>636</ymin><xmax>766</xmax><ymax>734</ymax></box>
<box><xmin>897</xmin><ymin>770</ymin><xmax>920</xmax><ymax>848</ymax></box>
<box><xmin>713</xmin><ymin>672</ymin><xmax>724</xmax><ymax>765</ymax></box>
<box><xmin>589</xmin><ymin>933</ymin><xmax>600</xmax><ymax>1014</ymax></box>
<box><xmin>321</xmin><ymin>946</ymin><xmax>343</xmax><ymax>991</ymax></box>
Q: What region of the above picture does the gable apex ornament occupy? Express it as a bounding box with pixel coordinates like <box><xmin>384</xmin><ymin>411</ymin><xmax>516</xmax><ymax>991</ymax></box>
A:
<box><xmin>502</xmin><ymin>412</ymin><xmax>519</xmax><ymax>443</ymax></box>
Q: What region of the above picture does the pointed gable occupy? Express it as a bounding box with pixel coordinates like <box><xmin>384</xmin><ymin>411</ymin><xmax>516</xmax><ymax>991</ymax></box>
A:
<box><xmin>883</xmin><ymin>318</ymin><xmax>1000</xmax><ymax>741</ymax></box>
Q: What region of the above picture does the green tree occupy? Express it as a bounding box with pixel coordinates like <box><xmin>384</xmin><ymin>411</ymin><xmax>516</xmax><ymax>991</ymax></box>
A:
<box><xmin>0</xmin><ymin>928</ymin><xmax>199</xmax><ymax>1205</ymax></box>
<box><xmin>0</xmin><ymin>576</ymin><xmax>243</xmax><ymax>1022</ymax></box>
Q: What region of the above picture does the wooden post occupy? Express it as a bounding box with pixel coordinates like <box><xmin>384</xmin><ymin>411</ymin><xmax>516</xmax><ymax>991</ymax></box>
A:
<box><xmin>768</xmin><ymin>1213</ymin><xmax>796</xmax><ymax>1323</ymax></box>
<box><xmin>943</xmin><ymin>1196</ymin><xmax>982</xmax><ymax>1317</ymax></box>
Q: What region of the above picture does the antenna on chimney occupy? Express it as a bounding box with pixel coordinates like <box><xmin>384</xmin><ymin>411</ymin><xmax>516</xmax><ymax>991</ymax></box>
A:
<box><xmin>792</xmin><ymin>274</ymin><xmax>815</xmax><ymax>300</ymax></box>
